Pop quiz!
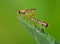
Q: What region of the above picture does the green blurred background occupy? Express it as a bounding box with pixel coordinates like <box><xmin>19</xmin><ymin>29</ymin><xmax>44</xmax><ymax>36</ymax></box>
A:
<box><xmin>0</xmin><ymin>0</ymin><xmax>60</xmax><ymax>44</ymax></box>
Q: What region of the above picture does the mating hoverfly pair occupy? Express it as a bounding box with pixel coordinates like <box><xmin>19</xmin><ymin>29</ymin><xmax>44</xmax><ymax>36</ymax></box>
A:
<box><xmin>17</xmin><ymin>8</ymin><xmax>48</xmax><ymax>28</ymax></box>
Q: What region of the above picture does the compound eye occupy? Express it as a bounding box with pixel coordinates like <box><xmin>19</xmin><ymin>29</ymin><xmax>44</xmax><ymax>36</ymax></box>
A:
<box><xmin>18</xmin><ymin>10</ymin><xmax>25</xmax><ymax>14</ymax></box>
<box><xmin>18</xmin><ymin>11</ymin><xmax>21</xmax><ymax>14</ymax></box>
<box><xmin>17</xmin><ymin>10</ymin><xmax>21</xmax><ymax>15</ymax></box>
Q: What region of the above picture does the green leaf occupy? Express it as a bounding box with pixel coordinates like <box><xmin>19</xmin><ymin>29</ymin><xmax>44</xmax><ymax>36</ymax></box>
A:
<box><xmin>18</xmin><ymin>16</ymin><xmax>60</xmax><ymax>44</ymax></box>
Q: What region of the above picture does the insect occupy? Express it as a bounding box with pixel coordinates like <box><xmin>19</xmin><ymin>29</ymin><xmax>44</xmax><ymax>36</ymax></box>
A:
<box><xmin>17</xmin><ymin>8</ymin><xmax>48</xmax><ymax>28</ymax></box>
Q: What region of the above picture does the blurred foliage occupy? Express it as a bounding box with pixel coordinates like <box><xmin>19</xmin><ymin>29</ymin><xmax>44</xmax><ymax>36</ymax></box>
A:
<box><xmin>0</xmin><ymin>0</ymin><xmax>60</xmax><ymax>44</ymax></box>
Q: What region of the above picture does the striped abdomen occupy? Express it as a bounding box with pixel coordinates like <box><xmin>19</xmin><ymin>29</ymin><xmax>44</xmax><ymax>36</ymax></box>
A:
<box><xmin>30</xmin><ymin>17</ymin><xmax>48</xmax><ymax>27</ymax></box>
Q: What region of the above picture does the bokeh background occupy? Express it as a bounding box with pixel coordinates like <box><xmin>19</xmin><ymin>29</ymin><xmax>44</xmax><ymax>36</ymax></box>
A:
<box><xmin>0</xmin><ymin>0</ymin><xmax>60</xmax><ymax>44</ymax></box>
